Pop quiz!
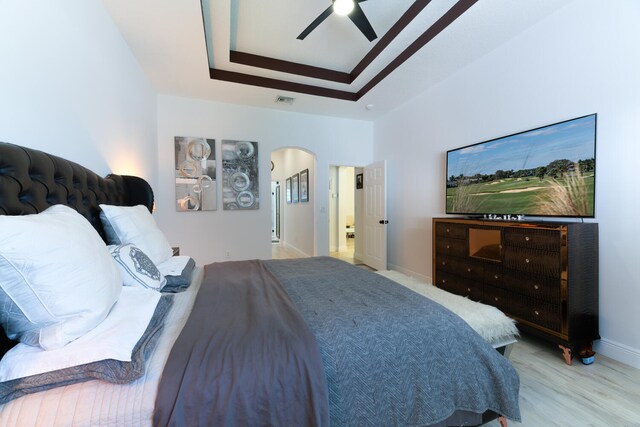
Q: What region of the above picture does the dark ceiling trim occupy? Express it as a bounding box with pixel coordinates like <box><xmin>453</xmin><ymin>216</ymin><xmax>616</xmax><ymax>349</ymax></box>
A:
<box><xmin>351</xmin><ymin>0</ymin><xmax>432</xmax><ymax>80</ymax></box>
<box><xmin>209</xmin><ymin>69</ymin><xmax>358</xmax><ymax>101</ymax></box>
<box><xmin>205</xmin><ymin>0</ymin><xmax>478</xmax><ymax>102</ymax></box>
<box><xmin>357</xmin><ymin>0</ymin><xmax>479</xmax><ymax>98</ymax></box>
<box><xmin>230</xmin><ymin>51</ymin><xmax>352</xmax><ymax>84</ymax></box>
<box><xmin>226</xmin><ymin>0</ymin><xmax>431</xmax><ymax>85</ymax></box>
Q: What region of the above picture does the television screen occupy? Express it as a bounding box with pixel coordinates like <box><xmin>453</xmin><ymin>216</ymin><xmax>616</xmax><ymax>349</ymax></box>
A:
<box><xmin>446</xmin><ymin>114</ymin><xmax>597</xmax><ymax>218</ymax></box>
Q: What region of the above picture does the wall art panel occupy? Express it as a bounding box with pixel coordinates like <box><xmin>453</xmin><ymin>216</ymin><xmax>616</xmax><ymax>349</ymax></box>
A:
<box><xmin>222</xmin><ymin>140</ymin><xmax>259</xmax><ymax>210</ymax></box>
<box><xmin>174</xmin><ymin>137</ymin><xmax>216</xmax><ymax>211</ymax></box>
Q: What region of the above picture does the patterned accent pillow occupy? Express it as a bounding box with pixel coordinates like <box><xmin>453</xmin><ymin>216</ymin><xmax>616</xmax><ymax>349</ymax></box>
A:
<box><xmin>109</xmin><ymin>244</ymin><xmax>167</xmax><ymax>290</ymax></box>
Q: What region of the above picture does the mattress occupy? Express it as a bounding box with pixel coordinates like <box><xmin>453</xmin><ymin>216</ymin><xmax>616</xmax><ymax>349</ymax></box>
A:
<box><xmin>0</xmin><ymin>268</ymin><xmax>204</xmax><ymax>427</ymax></box>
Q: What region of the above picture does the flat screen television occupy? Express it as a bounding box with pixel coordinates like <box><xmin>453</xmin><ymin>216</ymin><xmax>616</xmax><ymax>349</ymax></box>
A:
<box><xmin>446</xmin><ymin>114</ymin><xmax>597</xmax><ymax>218</ymax></box>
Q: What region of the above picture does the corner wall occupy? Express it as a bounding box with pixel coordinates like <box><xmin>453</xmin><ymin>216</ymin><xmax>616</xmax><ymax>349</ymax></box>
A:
<box><xmin>374</xmin><ymin>0</ymin><xmax>640</xmax><ymax>366</ymax></box>
<box><xmin>0</xmin><ymin>0</ymin><xmax>158</xmax><ymax>184</ymax></box>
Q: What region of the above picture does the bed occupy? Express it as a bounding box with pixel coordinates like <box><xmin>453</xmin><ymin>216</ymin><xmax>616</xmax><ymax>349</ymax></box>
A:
<box><xmin>0</xmin><ymin>142</ymin><xmax>521</xmax><ymax>426</ymax></box>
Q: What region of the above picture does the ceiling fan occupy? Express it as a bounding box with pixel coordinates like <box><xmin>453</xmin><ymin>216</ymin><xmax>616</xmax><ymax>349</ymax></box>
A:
<box><xmin>297</xmin><ymin>0</ymin><xmax>378</xmax><ymax>42</ymax></box>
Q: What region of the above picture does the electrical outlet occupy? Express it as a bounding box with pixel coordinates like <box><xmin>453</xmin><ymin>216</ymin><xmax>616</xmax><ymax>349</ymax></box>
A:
<box><xmin>224</xmin><ymin>250</ymin><xmax>231</xmax><ymax>259</ymax></box>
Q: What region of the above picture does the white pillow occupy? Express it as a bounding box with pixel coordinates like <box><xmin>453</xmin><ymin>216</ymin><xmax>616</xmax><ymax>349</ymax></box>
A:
<box><xmin>0</xmin><ymin>287</ymin><xmax>160</xmax><ymax>381</ymax></box>
<box><xmin>99</xmin><ymin>204</ymin><xmax>173</xmax><ymax>265</ymax></box>
<box><xmin>0</xmin><ymin>205</ymin><xmax>122</xmax><ymax>350</ymax></box>
<box><xmin>109</xmin><ymin>243</ymin><xmax>167</xmax><ymax>290</ymax></box>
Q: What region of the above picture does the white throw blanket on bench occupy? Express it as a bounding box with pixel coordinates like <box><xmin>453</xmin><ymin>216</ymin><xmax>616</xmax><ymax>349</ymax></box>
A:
<box><xmin>377</xmin><ymin>270</ymin><xmax>518</xmax><ymax>347</ymax></box>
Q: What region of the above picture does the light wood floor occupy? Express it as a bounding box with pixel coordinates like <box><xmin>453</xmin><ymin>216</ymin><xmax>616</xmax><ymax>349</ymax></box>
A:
<box><xmin>503</xmin><ymin>335</ymin><xmax>640</xmax><ymax>426</ymax></box>
<box><xmin>273</xmin><ymin>238</ymin><xmax>366</xmax><ymax>266</ymax></box>
<box><xmin>328</xmin><ymin>238</ymin><xmax>365</xmax><ymax>266</ymax></box>
<box><xmin>271</xmin><ymin>245</ymin><xmax>640</xmax><ymax>426</ymax></box>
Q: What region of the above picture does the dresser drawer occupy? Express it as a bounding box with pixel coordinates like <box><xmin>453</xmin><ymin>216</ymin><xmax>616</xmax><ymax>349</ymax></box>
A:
<box><xmin>458</xmin><ymin>259</ymin><xmax>484</xmax><ymax>280</ymax></box>
<box><xmin>510</xmin><ymin>296</ymin><xmax>562</xmax><ymax>332</ymax></box>
<box><xmin>435</xmin><ymin>237</ymin><xmax>467</xmax><ymax>257</ymax></box>
<box><xmin>435</xmin><ymin>256</ymin><xmax>460</xmax><ymax>274</ymax></box>
<box><xmin>436</xmin><ymin>256</ymin><xmax>484</xmax><ymax>280</ymax></box>
<box><xmin>504</xmin><ymin>228</ymin><xmax>561</xmax><ymax>252</ymax></box>
<box><xmin>482</xmin><ymin>285</ymin><xmax>510</xmax><ymax>313</ymax></box>
<box><xmin>504</xmin><ymin>247</ymin><xmax>560</xmax><ymax>277</ymax></box>
<box><xmin>484</xmin><ymin>285</ymin><xmax>562</xmax><ymax>332</ymax></box>
<box><xmin>482</xmin><ymin>263</ymin><xmax>505</xmax><ymax>287</ymax></box>
<box><xmin>435</xmin><ymin>222</ymin><xmax>467</xmax><ymax>239</ymax></box>
<box><xmin>435</xmin><ymin>270</ymin><xmax>483</xmax><ymax>301</ymax></box>
<box><xmin>502</xmin><ymin>270</ymin><xmax>561</xmax><ymax>303</ymax></box>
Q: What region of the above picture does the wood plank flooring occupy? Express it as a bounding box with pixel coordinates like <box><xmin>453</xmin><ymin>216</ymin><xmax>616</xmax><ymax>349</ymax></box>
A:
<box><xmin>271</xmin><ymin>245</ymin><xmax>640</xmax><ymax>426</ymax></box>
<box><xmin>502</xmin><ymin>334</ymin><xmax>640</xmax><ymax>427</ymax></box>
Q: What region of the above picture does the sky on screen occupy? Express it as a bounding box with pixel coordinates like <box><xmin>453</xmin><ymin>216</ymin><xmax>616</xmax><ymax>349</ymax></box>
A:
<box><xmin>447</xmin><ymin>115</ymin><xmax>596</xmax><ymax>177</ymax></box>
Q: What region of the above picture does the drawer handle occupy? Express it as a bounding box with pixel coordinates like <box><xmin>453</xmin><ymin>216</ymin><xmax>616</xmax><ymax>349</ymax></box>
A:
<box><xmin>467</xmin><ymin>268</ymin><xmax>471</xmax><ymax>272</ymax></box>
<box><xmin>534</xmin><ymin>285</ymin><xmax>539</xmax><ymax>290</ymax></box>
<box><xmin>494</xmin><ymin>274</ymin><xmax>499</xmax><ymax>279</ymax></box>
<box><xmin>494</xmin><ymin>297</ymin><xmax>499</xmax><ymax>302</ymax></box>
<box><xmin>441</xmin><ymin>279</ymin><xmax>446</xmax><ymax>284</ymax></box>
<box><xmin>446</xmin><ymin>228</ymin><xmax>450</xmax><ymax>233</ymax></box>
<box><xmin>525</xmin><ymin>258</ymin><xmax>530</xmax><ymax>263</ymax></box>
<box><xmin>446</xmin><ymin>245</ymin><xmax>450</xmax><ymax>249</ymax></box>
<box><xmin>525</xmin><ymin>236</ymin><xmax>530</xmax><ymax>241</ymax></box>
<box><xmin>441</xmin><ymin>261</ymin><xmax>446</xmax><ymax>266</ymax></box>
<box><xmin>467</xmin><ymin>288</ymin><xmax>471</xmax><ymax>292</ymax></box>
<box><xmin>534</xmin><ymin>310</ymin><xmax>540</xmax><ymax>316</ymax></box>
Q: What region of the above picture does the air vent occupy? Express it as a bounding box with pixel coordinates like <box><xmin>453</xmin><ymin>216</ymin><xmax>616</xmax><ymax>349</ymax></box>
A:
<box><xmin>275</xmin><ymin>95</ymin><xmax>295</xmax><ymax>105</ymax></box>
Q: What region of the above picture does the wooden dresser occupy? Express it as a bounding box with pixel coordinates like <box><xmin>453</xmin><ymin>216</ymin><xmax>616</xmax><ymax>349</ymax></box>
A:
<box><xmin>432</xmin><ymin>218</ymin><xmax>599</xmax><ymax>363</ymax></box>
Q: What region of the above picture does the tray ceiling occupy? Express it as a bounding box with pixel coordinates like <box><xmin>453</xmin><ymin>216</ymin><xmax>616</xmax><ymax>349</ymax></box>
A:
<box><xmin>103</xmin><ymin>0</ymin><xmax>571</xmax><ymax>119</ymax></box>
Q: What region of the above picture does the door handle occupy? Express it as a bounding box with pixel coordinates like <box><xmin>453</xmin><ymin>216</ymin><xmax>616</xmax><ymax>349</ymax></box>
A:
<box><xmin>378</xmin><ymin>220</ymin><xmax>389</xmax><ymax>224</ymax></box>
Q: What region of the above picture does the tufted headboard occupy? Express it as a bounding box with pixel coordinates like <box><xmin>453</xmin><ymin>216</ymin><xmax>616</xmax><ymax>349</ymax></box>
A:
<box><xmin>0</xmin><ymin>141</ymin><xmax>154</xmax><ymax>239</ymax></box>
<box><xmin>0</xmin><ymin>141</ymin><xmax>155</xmax><ymax>355</ymax></box>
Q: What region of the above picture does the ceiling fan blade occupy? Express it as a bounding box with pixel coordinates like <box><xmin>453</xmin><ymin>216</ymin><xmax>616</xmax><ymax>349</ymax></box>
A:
<box><xmin>297</xmin><ymin>5</ymin><xmax>334</xmax><ymax>40</ymax></box>
<box><xmin>349</xmin><ymin>2</ymin><xmax>377</xmax><ymax>41</ymax></box>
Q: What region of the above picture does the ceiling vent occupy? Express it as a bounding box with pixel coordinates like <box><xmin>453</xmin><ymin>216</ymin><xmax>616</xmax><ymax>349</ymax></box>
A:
<box><xmin>275</xmin><ymin>95</ymin><xmax>295</xmax><ymax>105</ymax></box>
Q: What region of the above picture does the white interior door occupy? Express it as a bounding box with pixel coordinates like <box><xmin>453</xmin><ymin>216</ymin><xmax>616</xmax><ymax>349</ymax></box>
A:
<box><xmin>362</xmin><ymin>160</ymin><xmax>387</xmax><ymax>271</ymax></box>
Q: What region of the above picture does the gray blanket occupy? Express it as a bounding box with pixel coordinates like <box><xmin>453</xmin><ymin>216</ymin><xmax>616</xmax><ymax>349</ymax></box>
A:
<box><xmin>153</xmin><ymin>260</ymin><xmax>329</xmax><ymax>427</ymax></box>
<box><xmin>265</xmin><ymin>257</ymin><xmax>521</xmax><ymax>426</ymax></box>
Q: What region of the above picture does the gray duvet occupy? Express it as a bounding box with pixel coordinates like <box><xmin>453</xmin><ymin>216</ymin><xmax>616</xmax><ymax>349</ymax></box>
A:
<box><xmin>154</xmin><ymin>257</ymin><xmax>520</xmax><ymax>427</ymax></box>
<box><xmin>265</xmin><ymin>257</ymin><xmax>521</xmax><ymax>426</ymax></box>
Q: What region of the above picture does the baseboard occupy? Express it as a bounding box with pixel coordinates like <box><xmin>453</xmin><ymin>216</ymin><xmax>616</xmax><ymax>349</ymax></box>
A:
<box><xmin>281</xmin><ymin>242</ymin><xmax>311</xmax><ymax>258</ymax></box>
<box><xmin>595</xmin><ymin>338</ymin><xmax>640</xmax><ymax>369</ymax></box>
<box><xmin>386</xmin><ymin>262</ymin><xmax>431</xmax><ymax>284</ymax></box>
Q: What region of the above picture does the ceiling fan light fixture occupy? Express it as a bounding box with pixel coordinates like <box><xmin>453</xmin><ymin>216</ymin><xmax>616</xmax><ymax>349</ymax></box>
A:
<box><xmin>333</xmin><ymin>0</ymin><xmax>354</xmax><ymax>16</ymax></box>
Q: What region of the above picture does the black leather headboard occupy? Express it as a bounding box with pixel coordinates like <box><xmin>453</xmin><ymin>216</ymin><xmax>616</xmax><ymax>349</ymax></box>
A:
<box><xmin>0</xmin><ymin>141</ymin><xmax>155</xmax><ymax>355</ymax></box>
<box><xmin>0</xmin><ymin>141</ymin><xmax>154</xmax><ymax>239</ymax></box>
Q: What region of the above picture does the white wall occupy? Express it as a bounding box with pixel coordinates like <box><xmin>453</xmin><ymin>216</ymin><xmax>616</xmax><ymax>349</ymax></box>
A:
<box><xmin>0</xmin><ymin>0</ymin><xmax>157</xmax><ymax>184</ymax></box>
<box><xmin>156</xmin><ymin>95</ymin><xmax>373</xmax><ymax>265</ymax></box>
<box><xmin>275</xmin><ymin>148</ymin><xmax>316</xmax><ymax>256</ymax></box>
<box><xmin>374</xmin><ymin>0</ymin><xmax>640</xmax><ymax>367</ymax></box>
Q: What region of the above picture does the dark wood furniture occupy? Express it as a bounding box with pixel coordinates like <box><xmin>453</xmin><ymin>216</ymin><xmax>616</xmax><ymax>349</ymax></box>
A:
<box><xmin>432</xmin><ymin>218</ymin><xmax>599</xmax><ymax>364</ymax></box>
